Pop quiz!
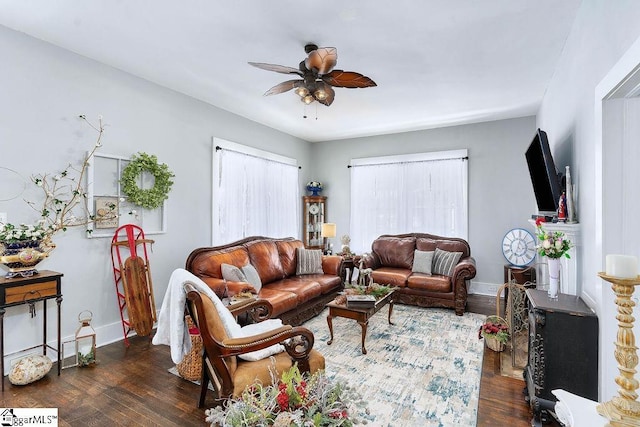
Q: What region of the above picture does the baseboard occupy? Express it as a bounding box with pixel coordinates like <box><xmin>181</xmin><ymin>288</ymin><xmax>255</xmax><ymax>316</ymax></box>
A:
<box><xmin>469</xmin><ymin>280</ymin><xmax>504</xmax><ymax>296</ymax></box>
<box><xmin>2</xmin><ymin>310</ymin><xmax>162</xmax><ymax>375</ymax></box>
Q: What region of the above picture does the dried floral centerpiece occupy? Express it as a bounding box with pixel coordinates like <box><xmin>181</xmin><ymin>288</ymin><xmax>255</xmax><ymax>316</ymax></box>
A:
<box><xmin>205</xmin><ymin>363</ymin><xmax>367</xmax><ymax>427</ymax></box>
<box><xmin>334</xmin><ymin>283</ymin><xmax>395</xmax><ymax>306</ymax></box>
<box><xmin>0</xmin><ymin>115</ymin><xmax>116</xmax><ymax>278</ymax></box>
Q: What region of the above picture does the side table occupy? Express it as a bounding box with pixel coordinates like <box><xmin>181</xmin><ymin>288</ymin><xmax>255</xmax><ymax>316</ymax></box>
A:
<box><xmin>339</xmin><ymin>255</ymin><xmax>361</xmax><ymax>285</ymax></box>
<box><xmin>0</xmin><ymin>270</ymin><xmax>63</xmax><ymax>390</ymax></box>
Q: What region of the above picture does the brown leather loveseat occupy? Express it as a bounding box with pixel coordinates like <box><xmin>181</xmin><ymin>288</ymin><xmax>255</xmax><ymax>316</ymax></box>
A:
<box><xmin>186</xmin><ymin>236</ymin><xmax>344</xmax><ymax>325</ymax></box>
<box><xmin>359</xmin><ymin>233</ymin><xmax>476</xmax><ymax>315</ymax></box>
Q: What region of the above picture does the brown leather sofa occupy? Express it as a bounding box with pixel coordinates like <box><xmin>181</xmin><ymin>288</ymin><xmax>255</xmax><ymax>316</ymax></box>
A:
<box><xmin>185</xmin><ymin>236</ymin><xmax>344</xmax><ymax>325</ymax></box>
<box><xmin>359</xmin><ymin>233</ymin><xmax>476</xmax><ymax>315</ymax></box>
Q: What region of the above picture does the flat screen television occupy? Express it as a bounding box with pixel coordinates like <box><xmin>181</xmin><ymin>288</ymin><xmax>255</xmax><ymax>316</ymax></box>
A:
<box><xmin>525</xmin><ymin>129</ymin><xmax>562</xmax><ymax>215</ymax></box>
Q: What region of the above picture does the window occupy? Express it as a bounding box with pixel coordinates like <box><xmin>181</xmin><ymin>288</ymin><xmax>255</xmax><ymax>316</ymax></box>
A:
<box><xmin>349</xmin><ymin>149</ymin><xmax>468</xmax><ymax>253</ymax></box>
<box><xmin>212</xmin><ymin>138</ymin><xmax>299</xmax><ymax>244</ymax></box>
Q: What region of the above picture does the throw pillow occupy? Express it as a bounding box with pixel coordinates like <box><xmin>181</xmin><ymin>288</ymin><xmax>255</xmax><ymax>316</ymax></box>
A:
<box><xmin>412</xmin><ymin>250</ymin><xmax>434</xmax><ymax>275</ymax></box>
<box><xmin>237</xmin><ymin>319</ymin><xmax>286</xmax><ymax>361</ymax></box>
<box><xmin>241</xmin><ymin>264</ymin><xmax>262</xmax><ymax>292</ymax></box>
<box><xmin>8</xmin><ymin>354</ymin><xmax>52</xmax><ymax>385</ymax></box>
<box><xmin>221</xmin><ymin>263</ymin><xmax>247</xmax><ymax>283</ymax></box>
<box><xmin>296</xmin><ymin>248</ymin><xmax>324</xmax><ymax>275</ymax></box>
<box><xmin>432</xmin><ymin>248</ymin><xmax>463</xmax><ymax>277</ymax></box>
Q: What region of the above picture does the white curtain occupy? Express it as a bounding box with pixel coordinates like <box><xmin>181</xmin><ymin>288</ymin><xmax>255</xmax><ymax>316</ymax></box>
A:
<box><xmin>350</xmin><ymin>150</ymin><xmax>468</xmax><ymax>253</ymax></box>
<box><xmin>213</xmin><ymin>145</ymin><xmax>299</xmax><ymax>244</ymax></box>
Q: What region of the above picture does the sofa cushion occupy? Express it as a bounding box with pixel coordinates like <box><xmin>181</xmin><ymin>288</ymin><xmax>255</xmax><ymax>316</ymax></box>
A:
<box><xmin>412</xmin><ymin>250</ymin><xmax>434</xmax><ymax>275</ymax></box>
<box><xmin>372</xmin><ymin>236</ymin><xmax>416</xmax><ymax>269</ymax></box>
<box><xmin>190</xmin><ymin>247</ymin><xmax>250</xmax><ymax>280</ymax></box>
<box><xmin>266</xmin><ymin>278</ymin><xmax>323</xmax><ymax>303</ymax></box>
<box><xmin>257</xmin><ymin>287</ymin><xmax>299</xmax><ymax>317</ymax></box>
<box><xmin>246</xmin><ymin>240</ymin><xmax>285</xmax><ymax>284</ymax></box>
<box><xmin>296</xmin><ymin>248</ymin><xmax>324</xmax><ymax>275</ymax></box>
<box><xmin>436</xmin><ymin>240</ymin><xmax>469</xmax><ymax>258</ymax></box>
<box><xmin>416</xmin><ymin>237</ymin><xmax>438</xmax><ymax>252</ymax></box>
<box><xmin>276</xmin><ymin>240</ymin><xmax>304</xmax><ymax>276</ymax></box>
<box><xmin>221</xmin><ymin>263</ymin><xmax>247</xmax><ymax>282</ymax></box>
<box><xmin>241</xmin><ymin>264</ymin><xmax>262</xmax><ymax>292</ymax></box>
<box><xmin>407</xmin><ymin>273</ymin><xmax>452</xmax><ymax>292</ymax></box>
<box><xmin>370</xmin><ymin>267</ymin><xmax>412</xmax><ymax>287</ymax></box>
<box><xmin>306</xmin><ymin>274</ymin><xmax>342</xmax><ymax>294</ymax></box>
<box><xmin>432</xmin><ymin>248</ymin><xmax>463</xmax><ymax>277</ymax></box>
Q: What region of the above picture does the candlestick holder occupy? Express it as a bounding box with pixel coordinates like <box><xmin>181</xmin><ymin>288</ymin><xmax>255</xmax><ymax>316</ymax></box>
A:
<box><xmin>597</xmin><ymin>272</ymin><xmax>640</xmax><ymax>427</ymax></box>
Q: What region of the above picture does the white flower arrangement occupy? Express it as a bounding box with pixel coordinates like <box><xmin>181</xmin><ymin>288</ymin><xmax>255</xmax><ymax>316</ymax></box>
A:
<box><xmin>306</xmin><ymin>181</ymin><xmax>323</xmax><ymax>189</ymax></box>
<box><xmin>0</xmin><ymin>223</ymin><xmax>49</xmax><ymax>244</ymax></box>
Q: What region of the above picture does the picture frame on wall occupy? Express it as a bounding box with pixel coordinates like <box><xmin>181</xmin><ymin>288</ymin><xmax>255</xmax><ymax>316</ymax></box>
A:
<box><xmin>94</xmin><ymin>196</ymin><xmax>119</xmax><ymax>229</ymax></box>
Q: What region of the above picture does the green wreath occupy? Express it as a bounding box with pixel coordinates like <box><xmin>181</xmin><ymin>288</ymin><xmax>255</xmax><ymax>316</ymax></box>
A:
<box><xmin>121</xmin><ymin>152</ymin><xmax>174</xmax><ymax>210</ymax></box>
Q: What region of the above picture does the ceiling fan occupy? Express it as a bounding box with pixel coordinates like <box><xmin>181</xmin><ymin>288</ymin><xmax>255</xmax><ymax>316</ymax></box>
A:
<box><xmin>249</xmin><ymin>43</ymin><xmax>376</xmax><ymax>106</ymax></box>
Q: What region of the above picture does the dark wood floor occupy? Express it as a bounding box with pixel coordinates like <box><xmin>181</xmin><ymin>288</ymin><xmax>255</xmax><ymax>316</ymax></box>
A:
<box><xmin>0</xmin><ymin>294</ymin><xmax>554</xmax><ymax>426</ymax></box>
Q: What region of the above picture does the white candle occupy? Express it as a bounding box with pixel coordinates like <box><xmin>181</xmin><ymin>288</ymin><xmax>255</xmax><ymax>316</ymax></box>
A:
<box><xmin>605</xmin><ymin>254</ymin><xmax>638</xmax><ymax>278</ymax></box>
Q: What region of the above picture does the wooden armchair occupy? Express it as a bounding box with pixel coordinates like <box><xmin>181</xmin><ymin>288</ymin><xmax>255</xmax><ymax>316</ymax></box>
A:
<box><xmin>184</xmin><ymin>283</ymin><xmax>325</xmax><ymax>408</ymax></box>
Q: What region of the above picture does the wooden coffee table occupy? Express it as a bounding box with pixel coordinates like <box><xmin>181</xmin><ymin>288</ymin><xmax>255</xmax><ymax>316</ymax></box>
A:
<box><xmin>326</xmin><ymin>290</ymin><xmax>395</xmax><ymax>354</ymax></box>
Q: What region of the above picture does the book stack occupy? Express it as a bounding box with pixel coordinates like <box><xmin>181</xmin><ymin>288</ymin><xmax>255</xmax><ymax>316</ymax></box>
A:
<box><xmin>346</xmin><ymin>294</ymin><xmax>376</xmax><ymax>309</ymax></box>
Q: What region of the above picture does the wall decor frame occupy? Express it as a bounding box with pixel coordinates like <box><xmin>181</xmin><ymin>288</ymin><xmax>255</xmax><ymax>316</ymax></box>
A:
<box><xmin>86</xmin><ymin>152</ymin><xmax>167</xmax><ymax>238</ymax></box>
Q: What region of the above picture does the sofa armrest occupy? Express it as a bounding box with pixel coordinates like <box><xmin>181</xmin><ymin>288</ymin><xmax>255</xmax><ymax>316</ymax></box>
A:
<box><xmin>201</xmin><ymin>277</ymin><xmax>257</xmax><ymax>298</ymax></box>
<box><xmin>452</xmin><ymin>256</ymin><xmax>477</xmax><ymax>281</ymax></box>
<box><xmin>359</xmin><ymin>252</ymin><xmax>381</xmax><ymax>270</ymax></box>
<box><xmin>322</xmin><ymin>255</ymin><xmax>343</xmax><ymax>276</ymax></box>
<box><xmin>451</xmin><ymin>256</ymin><xmax>477</xmax><ymax>315</ymax></box>
<box><xmin>229</xmin><ymin>298</ymin><xmax>273</xmax><ymax>323</ymax></box>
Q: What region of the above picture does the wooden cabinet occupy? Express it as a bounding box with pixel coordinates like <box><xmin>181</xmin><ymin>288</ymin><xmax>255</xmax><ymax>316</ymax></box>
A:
<box><xmin>302</xmin><ymin>196</ymin><xmax>326</xmax><ymax>249</ymax></box>
<box><xmin>0</xmin><ymin>270</ymin><xmax>63</xmax><ymax>390</ymax></box>
<box><xmin>524</xmin><ymin>289</ymin><xmax>598</xmax><ymax>423</ymax></box>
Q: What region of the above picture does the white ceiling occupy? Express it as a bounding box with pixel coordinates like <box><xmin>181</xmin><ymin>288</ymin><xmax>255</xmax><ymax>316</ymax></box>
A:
<box><xmin>0</xmin><ymin>1</ymin><xmax>582</xmax><ymax>142</ymax></box>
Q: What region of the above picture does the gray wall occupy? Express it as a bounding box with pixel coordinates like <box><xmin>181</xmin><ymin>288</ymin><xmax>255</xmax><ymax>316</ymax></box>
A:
<box><xmin>0</xmin><ymin>25</ymin><xmax>311</xmax><ymax>359</ymax></box>
<box><xmin>310</xmin><ymin>116</ymin><xmax>537</xmax><ymax>292</ymax></box>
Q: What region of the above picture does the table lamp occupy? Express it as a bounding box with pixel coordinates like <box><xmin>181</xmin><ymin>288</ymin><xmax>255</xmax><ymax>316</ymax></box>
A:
<box><xmin>321</xmin><ymin>223</ymin><xmax>336</xmax><ymax>255</ymax></box>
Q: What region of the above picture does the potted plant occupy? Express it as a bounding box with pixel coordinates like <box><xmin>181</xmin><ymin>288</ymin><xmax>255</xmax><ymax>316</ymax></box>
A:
<box><xmin>479</xmin><ymin>316</ymin><xmax>509</xmax><ymax>352</ymax></box>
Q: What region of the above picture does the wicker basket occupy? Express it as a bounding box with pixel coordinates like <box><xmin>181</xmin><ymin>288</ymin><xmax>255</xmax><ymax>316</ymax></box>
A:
<box><xmin>480</xmin><ymin>283</ymin><xmax>510</xmax><ymax>352</ymax></box>
<box><xmin>482</xmin><ymin>315</ymin><xmax>508</xmax><ymax>352</ymax></box>
<box><xmin>176</xmin><ymin>315</ymin><xmax>203</xmax><ymax>381</ymax></box>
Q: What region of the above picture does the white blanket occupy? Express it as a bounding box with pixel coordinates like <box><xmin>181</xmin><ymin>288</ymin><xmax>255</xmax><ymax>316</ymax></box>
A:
<box><xmin>152</xmin><ymin>268</ymin><xmax>221</xmax><ymax>364</ymax></box>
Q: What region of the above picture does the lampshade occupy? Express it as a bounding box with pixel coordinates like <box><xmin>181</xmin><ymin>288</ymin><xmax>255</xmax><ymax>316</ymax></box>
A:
<box><xmin>321</xmin><ymin>223</ymin><xmax>336</xmax><ymax>238</ymax></box>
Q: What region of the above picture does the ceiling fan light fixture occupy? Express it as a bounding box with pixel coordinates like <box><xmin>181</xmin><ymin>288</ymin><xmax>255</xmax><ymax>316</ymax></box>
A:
<box><xmin>250</xmin><ymin>44</ymin><xmax>375</xmax><ymax>107</ymax></box>
<box><xmin>314</xmin><ymin>88</ymin><xmax>327</xmax><ymax>101</ymax></box>
<box><xmin>295</xmin><ymin>87</ymin><xmax>309</xmax><ymax>97</ymax></box>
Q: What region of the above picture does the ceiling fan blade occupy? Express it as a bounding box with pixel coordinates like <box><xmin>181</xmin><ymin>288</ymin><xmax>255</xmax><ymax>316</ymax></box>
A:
<box><xmin>315</xmin><ymin>83</ymin><xmax>335</xmax><ymax>106</ymax></box>
<box><xmin>263</xmin><ymin>80</ymin><xmax>304</xmax><ymax>96</ymax></box>
<box><xmin>305</xmin><ymin>47</ymin><xmax>338</xmax><ymax>75</ymax></box>
<box><xmin>322</xmin><ymin>70</ymin><xmax>377</xmax><ymax>88</ymax></box>
<box><xmin>248</xmin><ymin>62</ymin><xmax>303</xmax><ymax>76</ymax></box>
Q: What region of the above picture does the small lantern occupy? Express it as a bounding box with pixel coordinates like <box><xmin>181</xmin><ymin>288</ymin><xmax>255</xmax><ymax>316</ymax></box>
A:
<box><xmin>75</xmin><ymin>310</ymin><xmax>96</xmax><ymax>366</ymax></box>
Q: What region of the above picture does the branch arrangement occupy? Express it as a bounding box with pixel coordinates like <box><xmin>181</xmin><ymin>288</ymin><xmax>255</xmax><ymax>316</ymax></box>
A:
<box><xmin>26</xmin><ymin>115</ymin><xmax>115</xmax><ymax>240</ymax></box>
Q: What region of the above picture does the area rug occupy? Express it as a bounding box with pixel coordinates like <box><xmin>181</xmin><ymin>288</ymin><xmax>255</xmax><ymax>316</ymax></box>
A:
<box><xmin>302</xmin><ymin>305</ymin><xmax>485</xmax><ymax>427</ymax></box>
